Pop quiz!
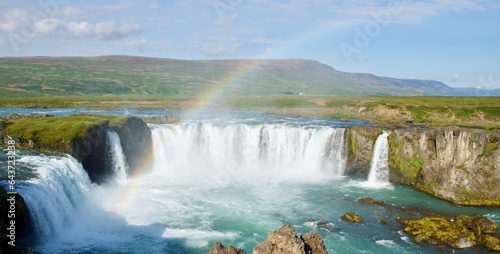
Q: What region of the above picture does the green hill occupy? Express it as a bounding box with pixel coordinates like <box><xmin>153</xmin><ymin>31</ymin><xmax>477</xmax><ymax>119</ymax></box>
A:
<box><xmin>0</xmin><ymin>55</ymin><xmax>453</xmax><ymax>97</ymax></box>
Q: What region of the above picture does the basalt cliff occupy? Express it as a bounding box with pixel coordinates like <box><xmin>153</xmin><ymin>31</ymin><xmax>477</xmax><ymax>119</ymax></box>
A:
<box><xmin>348</xmin><ymin>127</ymin><xmax>500</xmax><ymax>206</ymax></box>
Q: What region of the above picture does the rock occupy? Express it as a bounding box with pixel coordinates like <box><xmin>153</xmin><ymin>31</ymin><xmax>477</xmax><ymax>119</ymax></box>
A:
<box><xmin>345</xmin><ymin>127</ymin><xmax>382</xmax><ymax>176</ymax></box>
<box><xmin>253</xmin><ymin>225</ymin><xmax>327</xmax><ymax>254</ymax></box>
<box><xmin>482</xmin><ymin>235</ymin><xmax>500</xmax><ymax>251</ymax></box>
<box><xmin>143</xmin><ymin>114</ymin><xmax>180</xmax><ymax>124</ymax></box>
<box><xmin>388</xmin><ymin>129</ymin><xmax>500</xmax><ymax>206</ymax></box>
<box><xmin>380</xmin><ymin>219</ymin><xmax>387</xmax><ymax>225</ymax></box>
<box><xmin>341</xmin><ymin>212</ymin><xmax>363</xmax><ymax>223</ymax></box>
<box><xmin>207</xmin><ymin>242</ymin><xmax>246</xmax><ymax>254</ymax></box>
<box><xmin>357</xmin><ymin>197</ymin><xmax>385</xmax><ymax>206</ymax></box>
<box><xmin>0</xmin><ymin>187</ymin><xmax>27</xmax><ymax>254</ymax></box>
<box><xmin>301</xmin><ymin>233</ymin><xmax>327</xmax><ymax>254</ymax></box>
<box><xmin>398</xmin><ymin>215</ymin><xmax>500</xmax><ymax>250</ymax></box>
<box><xmin>116</xmin><ymin>117</ymin><xmax>152</xmax><ymax>177</ymax></box>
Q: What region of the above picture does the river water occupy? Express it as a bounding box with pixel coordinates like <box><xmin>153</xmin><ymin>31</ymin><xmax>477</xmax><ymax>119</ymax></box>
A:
<box><xmin>0</xmin><ymin>108</ymin><xmax>498</xmax><ymax>253</ymax></box>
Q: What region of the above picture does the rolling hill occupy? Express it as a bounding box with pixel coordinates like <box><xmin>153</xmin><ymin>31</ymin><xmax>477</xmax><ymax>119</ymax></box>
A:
<box><xmin>0</xmin><ymin>55</ymin><xmax>456</xmax><ymax>97</ymax></box>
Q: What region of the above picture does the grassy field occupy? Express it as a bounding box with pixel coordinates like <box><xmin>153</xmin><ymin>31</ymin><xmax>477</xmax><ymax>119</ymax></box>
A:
<box><xmin>0</xmin><ymin>95</ymin><xmax>498</xmax><ymax>130</ymax></box>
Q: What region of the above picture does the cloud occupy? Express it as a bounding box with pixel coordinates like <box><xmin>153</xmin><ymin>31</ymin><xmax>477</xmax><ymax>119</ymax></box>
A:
<box><xmin>125</xmin><ymin>39</ymin><xmax>147</xmax><ymax>50</ymax></box>
<box><xmin>326</xmin><ymin>0</ymin><xmax>498</xmax><ymax>24</ymax></box>
<box><xmin>449</xmin><ymin>73</ymin><xmax>459</xmax><ymax>82</ymax></box>
<box><xmin>0</xmin><ymin>9</ymin><xmax>28</xmax><ymax>32</ymax></box>
<box><xmin>0</xmin><ymin>8</ymin><xmax>143</xmax><ymax>41</ymax></box>
<box><xmin>60</xmin><ymin>6</ymin><xmax>81</xmax><ymax>17</ymax></box>
<box><xmin>201</xmin><ymin>42</ymin><xmax>243</xmax><ymax>57</ymax></box>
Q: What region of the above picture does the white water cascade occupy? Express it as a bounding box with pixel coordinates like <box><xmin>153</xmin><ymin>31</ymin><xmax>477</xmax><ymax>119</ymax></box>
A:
<box><xmin>365</xmin><ymin>131</ymin><xmax>392</xmax><ymax>188</ymax></box>
<box><xmin>106</xmin><ymin>130</ymin><xmax>128</xmax><ymax>184</ymax></box>
<box><xmin>149</xmin><ymin>123</ymin><xmax>347</xmax><ymax>183</ymax></box>
<box><xmin>15</xmin><ymin>155</ymin><xmax>91</xmax><ymax>241</ymax></box>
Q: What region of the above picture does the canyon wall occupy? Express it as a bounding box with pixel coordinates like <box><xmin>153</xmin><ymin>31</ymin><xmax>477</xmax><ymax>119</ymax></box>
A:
<box><xmin>387</xmin><ymin>128</ymin><xmax>500</xmax><ymax>206</ymax></box>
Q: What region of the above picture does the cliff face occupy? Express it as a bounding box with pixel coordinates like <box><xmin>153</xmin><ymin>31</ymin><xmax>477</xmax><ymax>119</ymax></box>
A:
<box><xmin>2</xmin><ymin>115</ymin><xmax>152</xmax><ymax>184</ymax></box>
<box><xmin>388</xmin><ymin>129</ymin><xmax>500</xmax><ymax>206</ymax></box>
<box><xmin>345</xmin><ymin>126</ymin><xmax>381</xmax><ymax>176</ymax></box>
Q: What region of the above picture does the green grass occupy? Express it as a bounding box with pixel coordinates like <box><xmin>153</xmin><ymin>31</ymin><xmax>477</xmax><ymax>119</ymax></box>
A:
<box><xmin>5</xmin><ymin>114</ymin><xmax>128</xmax><ymax>150</ymax></box>
<box><xmin>0</xmin><ymin>95</ymin><xmax>498</xmax><ymax>130</ymax></box>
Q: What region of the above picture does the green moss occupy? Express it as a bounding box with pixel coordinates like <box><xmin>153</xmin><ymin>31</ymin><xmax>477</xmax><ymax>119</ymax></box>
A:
<box><xmin>5</xmin><ymin>114</ymin><xmax>128</xmax><ymax>151</ymax></box>
<box><xmin>484</xmin><ymin>142</ymin><xmax>497</xmax><ymax>157</ymax></box>
<box><xmin>389</xmin><ymin>134</ymin><xmax>424</xmax><ymax>185</ymax></box>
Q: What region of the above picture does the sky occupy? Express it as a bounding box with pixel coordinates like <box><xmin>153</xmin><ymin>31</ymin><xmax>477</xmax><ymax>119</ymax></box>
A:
<box><xmin>0</xmin><ymin>0</ymin><xmax>499</xmax><ymax>88</ymax></box>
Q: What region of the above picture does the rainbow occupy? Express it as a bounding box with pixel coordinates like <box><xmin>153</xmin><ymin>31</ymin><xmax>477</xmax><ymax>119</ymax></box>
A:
<box><xmin>112</xmin><ymin>23</ymin><xmax>345</xmax><ymax>213</ymax></box>
<box><xmin>113</xmin><ymin>59</ymin><xmax>268</xmax><ymax>214</ymax></box>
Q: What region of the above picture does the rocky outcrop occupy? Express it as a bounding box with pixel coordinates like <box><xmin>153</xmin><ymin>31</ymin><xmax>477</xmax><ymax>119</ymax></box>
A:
<box><xmin>143</xmin><ymin>114</ymin><xmax>180</xmax><ymax>124</ymax></box>
<box><xmin>207</xmin><ymin>242</ymin><xmax>246</xmax><ymax>254</ymax></box>
<box><xmin>2</xmin><ymin>115</ymin><xmax>152</xmax><ymax>184</ymax></box>
<box><xmin>340</xmin><ymin>212</ymin><xmax>363</xmax><ymax>223</ymax></box>
<box><xmin>253</xmin><ymin>225</ymin><xmax>327</xmax><ymax>254</ymax></box>
<box><xmin>0</xmin><ymin>187</ymin><xmax>27</xmax><ymax>254</ymax></box>
<box><xmin>115</xmin><ymin>117</ymin><xmax>152</xmax><ymax>178</ymax></box>
<box><xmin>388</xmin><ymin>129</ymin><xmax>500</xmax><ymax>206</ymax></box>
<box><xmin>397</xmin><ymin>215</ymin><xmax>500</xmax><ymax>250</ymax></box>
<box><xmin>345</xmin><ymin>126</ymin><xmax>381</xmax><ymax>176</ymax></box>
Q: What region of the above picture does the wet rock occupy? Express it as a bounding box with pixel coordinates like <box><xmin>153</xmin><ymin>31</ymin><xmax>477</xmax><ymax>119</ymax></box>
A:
<box><xmin>301</xmin><ymin>232</ymin><xmax>327</xmax><ymax>254</ymax></box>
<box><xmin>253</xmin><ymin>225</ymin><xmax>327</xmax><ymax>254</ymax></box>
<box><xmin>398</xmin><ymin>215</ymin><xmax>500</xmax><ymax>250</ymax></box>
<box><xmin>0</xmin><ymin>187</ymin><xmax>27</xmax><ymax>254</ymax></box>
<box><xmin>357</xmin><ymin>197</ymin><xmax>385</xmax><ymax>206</ymax></box>
<box><xmin>341</xmin><ymin>212</ymin><xmax>363</xmax><ymax>223</ymax></box>
<box><xmin>143</xmin><ymin>114</ymin><xmax>180</xmax><ymax>124</ymax></box>
<box><xmin>482</xmin><ymin>235</ymin><xmax>500</xmax><ymax>251</ymax></box>
<box><xmin>207</xmin><ymin>242</ymin><xmax>246</xmax><ymax>254</ymax></box>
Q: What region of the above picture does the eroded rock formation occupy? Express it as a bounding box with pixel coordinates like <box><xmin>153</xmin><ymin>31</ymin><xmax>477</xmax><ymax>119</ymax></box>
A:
<box><xmin>252</xmin><ymin>224</ymin><xmax>327</xmax><ymax>254</ymax></box>
<box><xmin>388</xmin><ymin>128</ymin><xmax>500</xmax><ymax>206</ymax></box>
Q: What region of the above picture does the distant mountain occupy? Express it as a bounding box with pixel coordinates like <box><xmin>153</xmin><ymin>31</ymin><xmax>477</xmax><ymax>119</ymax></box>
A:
<box><xmin>451</xmin><ymin>87</ymin><xmax>500</xmax><ymax>96</ymax></box>
<box><xmin>0</xmin><ymin>55</ymin><xmax>458</xmax><ymax>97</ymax></box>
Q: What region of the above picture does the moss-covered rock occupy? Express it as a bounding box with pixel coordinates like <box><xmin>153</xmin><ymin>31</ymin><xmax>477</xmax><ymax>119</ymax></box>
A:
<box><xmin>1</xmin><ymin>114</ymin><xmax>152</xmax><ymax>184</ymax></box>
<box><xmin>388</xmin><ymin>129</ymin><xmax>500</xmax><ymax>206</ymax></box>
<box><xmin>345</xmin><ymin>126</ymin><xmax>382</xmax><ymax>176</ymax></box>
<box><xmin>398</xmin><ymin>215</ymin><xmax>500</xmax><ymax>250</ymax></box>
<box><xmin>341</xmin><ymin>212</ymin><xmax>363</xmax><ymax>223</ymax></box>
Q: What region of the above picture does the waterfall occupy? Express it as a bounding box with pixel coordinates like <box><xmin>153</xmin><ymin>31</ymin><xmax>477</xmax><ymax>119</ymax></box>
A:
<box><xmin>106</xmin><ymin>130</ymin><xmax>128</xmax><ymax>184</ymax></box>
<box><xmin>15</xmin><ymin>155</ymin><xmax>91</xmax><ymax>242</ymax></box>
<box><xmin>149</xmin><ymin>123</ymin><xmax>347</xmax><ymax>183</ymax></box>
<box><xmin>366</xmin><ymin>131</ymin><xmax>391</xmax><ymax>188</ymax></box>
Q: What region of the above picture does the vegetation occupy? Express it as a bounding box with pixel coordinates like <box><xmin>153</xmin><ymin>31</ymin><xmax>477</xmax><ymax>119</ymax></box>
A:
<box><xmin>0</xmin><ymin>56</ymin><xmax>453</xmax><ymax>97</ymax></box>
<box><xmin>0</xmin><ymin>95</ymin><xmax>498</xmax><ymax>130</ymax></box>
<box><xmin>3</xmin><ymin>114</ymin><xmax>128</xmax><ymax>151</ymax></box>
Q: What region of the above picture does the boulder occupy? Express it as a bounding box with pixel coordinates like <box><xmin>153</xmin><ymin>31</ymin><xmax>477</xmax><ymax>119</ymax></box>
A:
<box><xmin>253</xmin><ymin>225</ymin><xmax>327</xmax><ymax>254</ymax></box>
<box><xmin>340</xmin><ymin>212</ymin><xmax>363</xmax><ymax>223</ymax></box>
<box><xmin>301</xmin><ymin>233</ymin><xmax>327</xmax><ymax>254</ymax></box>
<box><xmin>207</xmin><ymin>242</ymin><xmax>246</xmax><ymax>254</ymax></box>
<box><xmin>398</xmin><ymin>215</ymin><xmax>500</xmax><ymax>250</ymax></box>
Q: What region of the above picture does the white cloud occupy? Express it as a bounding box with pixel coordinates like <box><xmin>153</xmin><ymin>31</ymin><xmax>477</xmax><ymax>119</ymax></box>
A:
<box><xmin>449</xmin><ymin>73</ymin><xmax>459</xmax><ymax>82</ymax></box>
<box><xmin>60</xmin><ymin>6</ymin><xmax>81</xmax><ymax>17</ymax></box>
<box><xmin>0</xmin><ymin>9</ymin><xmax>28</xmax><ymax>32</ymax></box>
<box><xmin>326</xmin><ymin>0</ymin><xmax>497</xmax><ymax>24</ymax></box>
<box><xmin>125</xmin><ymin>39</ymin><xmax>147</xmax><ymax>50</ymax></box>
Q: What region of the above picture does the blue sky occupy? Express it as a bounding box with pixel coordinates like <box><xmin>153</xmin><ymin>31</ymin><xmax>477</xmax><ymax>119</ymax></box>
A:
<box><xmin>0</xmin><ymin>0</ymin><xmax>499</xmax><ymax>88</ymax></box>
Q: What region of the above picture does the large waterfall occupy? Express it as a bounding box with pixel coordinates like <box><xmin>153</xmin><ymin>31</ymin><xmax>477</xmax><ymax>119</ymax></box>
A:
<box><xmin>149</xmin><ymin>123</ymin><xmax>347</xmax><ymax>184</ymax></box>
<box><xmin>15</xmin><ymin>155</ymin><xmax>91</xmax><ymax>242</ymax></box>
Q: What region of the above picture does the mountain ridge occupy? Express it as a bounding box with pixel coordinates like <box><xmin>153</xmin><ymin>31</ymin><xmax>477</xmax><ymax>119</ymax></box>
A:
<box><xmin>0</xmin><ymin>55</ymin><xmax>471</xmax><ymax>97</ymax></box>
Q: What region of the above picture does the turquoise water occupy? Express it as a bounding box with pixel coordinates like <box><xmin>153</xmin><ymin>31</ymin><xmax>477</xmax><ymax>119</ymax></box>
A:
<box><xmin>1</xmin><ymin>108</ymin><xmax>499</xmax><ymax>253</ymax></box>
<box><xmin>2</xmin><ymin>153</ymin><xmax>498</xmax><ymax>254</ymax></box>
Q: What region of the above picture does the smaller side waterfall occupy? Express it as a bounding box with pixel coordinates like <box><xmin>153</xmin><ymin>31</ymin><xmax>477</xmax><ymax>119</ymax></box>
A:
<box><xmin>365</xmin><ymin>131</ymin><xmax>392</xmax><ymax>188</ymax></box>
<box><xmin>106</xmin><ymin>131</ymin><xmax>128</xmax><ymax>184</ymax></box>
